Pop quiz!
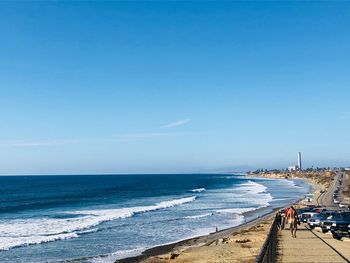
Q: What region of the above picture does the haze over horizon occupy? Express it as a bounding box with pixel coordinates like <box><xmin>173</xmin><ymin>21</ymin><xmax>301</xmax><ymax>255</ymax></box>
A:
<box><xmin>1</xmin><ymin>1</ymin><xmax>350</xmax><ymax>175</ymax></box>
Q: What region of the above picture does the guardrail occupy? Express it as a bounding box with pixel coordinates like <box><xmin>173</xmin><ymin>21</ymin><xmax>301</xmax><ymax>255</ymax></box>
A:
<box><xmin>256</xmin><ymin>214</ymin><xmax>279</xmax><ymax>263</ymax></box>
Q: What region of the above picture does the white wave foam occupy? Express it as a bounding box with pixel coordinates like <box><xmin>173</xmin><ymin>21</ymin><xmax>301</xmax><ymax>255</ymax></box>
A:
<box><xmin>191</xmin><ymin>188</ymin><xmax>206</xmax><ymax>193</ymax></box>
<box><xmin>241</xmin><ymin>193</ymin><xmax>273</xmax><ymax>207</ymax></box>
<box><xmin>184</xmin><ymin>213</ymin><xmax>213</xmax><ymax>219</ymax></box>
<box><xmin>0</xmin><ymin>196</ymin><xmax>196</xmax><ymax>251</ymax></box>
<box><xmin>90</xmin><ymin>247</ymin><xmax>146</xmax><ymax>263</ymax></box>
<box><xmin>273</xmin><ymin>198</ymin><xmax>291</xmax><ymax>201</ymax></box>
<box><xmin>236</xmin><ymin>180</ymin><xmax>267</xmax><ymax>194</ymax></box>
<box><xmin>215</xmin><ymin>180</ymin><xmax>273</xmax><ymax>217</ymax></box>
<box><xmin>78</xmin><ymin>228</ymin><xmax>99</xmax><ymax>234</ymax></box>
<box><xmin>236</xmin><ymin>181</ymin><xmax>272</xmax><ymax>206</ymax></box>
<box><xmin>284</xmin><ymin>180</ymin><xmax>302</xmax><ymax>188</ymax></box>
<box><xmin>216</xmin><ymin>207</ymin><xmax>257</xmax><ymax>214</ymax></box>
<box><xmin>0</xmin><ymin>232</ymin><xmax>78</xmax><ymax>251</ymax></box>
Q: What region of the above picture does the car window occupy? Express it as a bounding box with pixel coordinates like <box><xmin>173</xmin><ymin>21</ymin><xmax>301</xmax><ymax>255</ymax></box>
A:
<box><xmin>341</xmin><ymin>214</ymin><xmax>350</xmax><ymax>220</ymax></box>
<box><xmin>327</xmin><ymin>214</ymin><xmax>339</xmax><ymax>220</ymax></box>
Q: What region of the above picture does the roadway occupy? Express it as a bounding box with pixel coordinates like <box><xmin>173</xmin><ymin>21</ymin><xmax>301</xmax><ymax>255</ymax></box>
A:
<box><xmin>317</xmin><ymin>171</ymin><xmax>340</xmax><ymax>209</ymax></box>
<box><xmin>318</xmin><ymin>171</ymin><xmax>348</xmax><ymax>209</ymax></box>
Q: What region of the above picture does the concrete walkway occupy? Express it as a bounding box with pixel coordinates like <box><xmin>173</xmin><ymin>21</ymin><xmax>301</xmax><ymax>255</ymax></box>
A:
<box><xmin>277</xmin><ymin>224</ymin><xmax>349</xmax><ymax>263</ymax></box>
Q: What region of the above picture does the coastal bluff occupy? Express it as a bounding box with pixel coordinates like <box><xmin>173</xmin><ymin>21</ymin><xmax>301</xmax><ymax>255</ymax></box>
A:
<box><xmin>247</xmin><ymin>171</ymin><xmax>335</xmax><ymax>190</ymax></box>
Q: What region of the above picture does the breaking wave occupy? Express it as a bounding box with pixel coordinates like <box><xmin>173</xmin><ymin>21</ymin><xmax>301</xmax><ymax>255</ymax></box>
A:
<box><xmin>0</xmin><ymin>196</ymin><xmax>196</xmax><ymax>251</ymax></box>
<box><xmin>216</xmin><ymin>207</ymin><xmax>258</xmax><ymax>214</ymax></box>
<box><xmin>284</xmin><ymin>180</ymin><xmax>303</xmax><ymax>188</ymax></box>
<box><xmin>184</xmin><ymin>213</ymin><xmax>213</xmax><ymax>219</ymax></box>
<box><xmin>215</xmin><ymin>180</ymin><xmax>273</xmax><ymax>216</ymax></box>
<box><xmin>89</xmin><ymin>247</ymin><xmax>146</xmax><ymax>263</ymax></box>
<box><xmin>236</xmin><ymin>180</ymin><xmax>267</xmax><ymax>194</ymax></box>
<box><xmin>190</xmin><ymin>188</ymin><xmax>206</xmax><ymax>193</ymax></box>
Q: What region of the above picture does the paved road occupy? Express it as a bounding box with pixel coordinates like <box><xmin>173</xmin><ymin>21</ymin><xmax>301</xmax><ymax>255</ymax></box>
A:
<box><xmin>317</xmin><ymin>172</ymin><xmax>339</xmax><ymax>208</ymax></box>
<box><xmin>278</xmin><ymin>171</ymin><xmax>350</xmax><ymax>263</ymax></box>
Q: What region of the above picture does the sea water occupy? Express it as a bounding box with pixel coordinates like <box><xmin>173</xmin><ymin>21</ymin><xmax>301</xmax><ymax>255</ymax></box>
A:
<box><xmin>0</xmin><ymin>174</ymin><xmax>310</xmax><ymax>263</ymax></box>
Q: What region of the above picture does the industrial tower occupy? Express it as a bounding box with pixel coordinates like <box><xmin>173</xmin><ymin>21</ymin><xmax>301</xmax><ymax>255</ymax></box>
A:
<box><xmin>298</xmin><ymin>152</ymin><xmax>302</xmax><ymax>171</ymax></box>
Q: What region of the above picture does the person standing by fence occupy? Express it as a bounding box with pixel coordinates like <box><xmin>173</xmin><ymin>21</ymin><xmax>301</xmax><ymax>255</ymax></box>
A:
<box><xmin>276</xmin><ymin>209</ymin><xmax>286</xmax><ymax>230</ymax></box>
<box><xmin>280</xmin><ymin>209</ymin><xmax>286</xmax><ymax>230</ymax></box>
<box><xmin>276</xmin><ymin>211</ymin><xmax>282</xmax><ymax>229</ymax></box>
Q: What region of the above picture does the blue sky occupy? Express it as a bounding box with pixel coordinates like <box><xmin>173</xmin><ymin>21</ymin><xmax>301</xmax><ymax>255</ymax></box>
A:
<box><xmin>0</xmin><ymin>1</ymin><xmax>350</xmax><ymax>174</ymax></box>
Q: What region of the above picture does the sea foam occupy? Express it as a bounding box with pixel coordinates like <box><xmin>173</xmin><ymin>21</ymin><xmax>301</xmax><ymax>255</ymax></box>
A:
<box><xmin>190</xmin><ymin>188</ymin><xmax>206</xmax><ymax>193</ymax></box>
<box><xmin>90</xmin><ymin>247</ymin><xmax>146</xmax><ymax>263</ymax></box>
<box><xmin>236</xmin><ymin>180</ymin><xmax>268</xmax><ymax>194</ymax></box>
<box><xmin>184</xmin><ymin>213</ymin><xmax>213</xmax><ymax>219</ymax></box>
<box><xmin>284</xmin><ymin>179</ymin><xmax>303</xmax><ymax>188</ymax></box>
<box><xmin>0</xmin><ymin>196</ymin><xmax>196</xmax><ymax>251</ymax></box>
<box><xmin>216</xmin><ymin>207</ymin><xmax>258</xmax><ymax>214</ymax></box>
<box><xmin>216</xmin><ymin>181</ymin><xmax>273</xmax><ymax>216</ymax></box>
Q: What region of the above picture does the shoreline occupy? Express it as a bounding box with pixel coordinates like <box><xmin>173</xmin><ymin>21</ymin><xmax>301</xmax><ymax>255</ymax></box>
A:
<box><xmin>114</xmin><ymin>176</ymin><xmax>313</xmax><ymax>263</ymax></box>
<box><xmin>115</xmin><ymin>207</ymin><xmax>279</xmax><ymax>263</ymax></box>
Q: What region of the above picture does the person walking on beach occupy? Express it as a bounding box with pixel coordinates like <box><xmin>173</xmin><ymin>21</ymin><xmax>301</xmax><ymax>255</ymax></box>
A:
<box><xmin>286</xmin><ymin>206</ymin><xmax>298</xmax><ymax>238</ymax></box>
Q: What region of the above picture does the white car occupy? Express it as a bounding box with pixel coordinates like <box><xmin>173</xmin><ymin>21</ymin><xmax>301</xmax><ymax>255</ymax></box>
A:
<box><xmin>301</xmin><ymin>212</ymin><xmax>318</xmax><ymax>222</ymax></box>
<box><xmin>334</xmin><ymin>199</ymin><xmax>340</xmax><ymax>204</ymax></box>
<box><xmin>339</xmin><ymin>203</ymin><xmax>346</xmax><ymax>208</ymax></box>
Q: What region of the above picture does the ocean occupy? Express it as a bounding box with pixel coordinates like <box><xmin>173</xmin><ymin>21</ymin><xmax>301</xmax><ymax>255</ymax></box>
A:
<box><xmin>0</xmin><ymin>174</ymin><xmax>310</xmax><ymax>263</ymax></box>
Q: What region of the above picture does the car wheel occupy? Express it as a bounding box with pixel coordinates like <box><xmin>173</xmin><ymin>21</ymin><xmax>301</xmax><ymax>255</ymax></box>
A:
<box><xmin>309</xmin><ymin>226</ymin><xmax>315</xmax><ymax>229</ymax></box>
<box><xmin>332</xmin><ymin>233</ymin><xmax>342</xmax><ymax>240</ymax></box>
<box><xmin>322</xmin><ymin>229</ymin><xmax>328</xmax><ymax>233</ymax></box>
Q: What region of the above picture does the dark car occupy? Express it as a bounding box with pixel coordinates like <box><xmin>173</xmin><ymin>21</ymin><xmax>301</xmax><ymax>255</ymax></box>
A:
<box><xmin>330</xmin><ymin>212</ymin><xmax>350</xmax><ymax>240</ymax></box>
<box><xmin>296</xmin><ymin>207</ymin><xmax>313</xmax><ymax>214</ymax></box>
<box><xmin>312</xmin><ymin>207</ymin><xmax>327</xmax><ymax>213</ymax></box>
<box><xmin>320</xmin><ymin>212</ymin><xmax>344</xmax><ymax>233</ymax></box>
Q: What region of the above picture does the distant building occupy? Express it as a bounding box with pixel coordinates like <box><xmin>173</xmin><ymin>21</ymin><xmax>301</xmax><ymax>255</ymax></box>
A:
<box><xmin>288</xmin><ymin>166</ymin><xmax>297</xmax><ymax>172</ymax></box>
<box><xmin>298</xmin><ymin>152</ymin><xmax>302</xmax><ymax>171</ymax></box>
<box><xmin>287</xmin><ymin>152</ymin><xmax>303</xmax><ymax>172</ymax></box>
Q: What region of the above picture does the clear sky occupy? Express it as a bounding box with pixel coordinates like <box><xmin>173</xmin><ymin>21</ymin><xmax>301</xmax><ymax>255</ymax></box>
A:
<box><xmin>0</xmin><ymin>1</ymin><xmax>349</xmax><ymax>175</ymax></box>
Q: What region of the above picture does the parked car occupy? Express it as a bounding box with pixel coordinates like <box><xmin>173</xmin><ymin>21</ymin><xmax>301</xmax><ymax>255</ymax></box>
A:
<box><xmin>296</xmin><ymin>207</ymin><xmax>313</xmax><ymax>216</ymax></box>
<box><xmin>330</xmin><ymin>212</ymin><xmax>350</xmax><ymax>240</ymax></box>
<box><xmin>321</xmin><ymin>212</ymin><xmax>343</xmax><ymax>233</ymax></box>
<box><xmin>334</xmin><ymin>199</ymin><xmax>340</xmax><ymax>204</ymax></box>
<box><xmin>339</xmin><ymin>203</ymin><xmax>346</xmax><ymax>208</ymax></box>
<box><xmin>313</xmin><ymin>208</ymin><xmax>327</xmax><ymax>213</ymax></box>
<box><xmin>300</xmin><ymin>212</ymin><xmax>318</xmax><ymax>223</ymax></box>
<box><xmin>307</xmin><ymin>213</ymin><xmax>329</xmax><ymax>228</ymax></box>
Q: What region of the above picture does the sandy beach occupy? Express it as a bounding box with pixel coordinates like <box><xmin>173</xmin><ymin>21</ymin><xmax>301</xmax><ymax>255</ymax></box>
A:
<box><xmin>116</xmin><ymin>210</ymin><xmax>277</xmax><ymax>263</ymax></box>
<box><xmin>116</xmin><ymin>171</ymin><xmax>332</xmax><ymax>263</ymax></box>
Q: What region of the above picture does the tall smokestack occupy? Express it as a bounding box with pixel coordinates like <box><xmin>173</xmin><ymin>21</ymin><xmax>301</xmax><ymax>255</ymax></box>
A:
<box><xmin>298</xmin><ymin>152</ymin><xmax>302</xmax><ymax>171</ymax></box>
